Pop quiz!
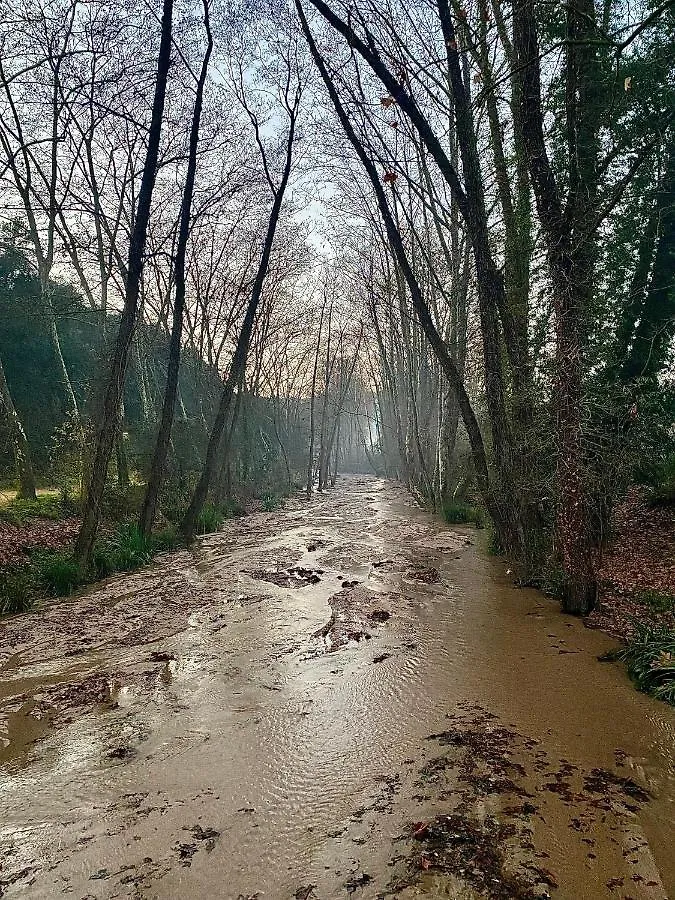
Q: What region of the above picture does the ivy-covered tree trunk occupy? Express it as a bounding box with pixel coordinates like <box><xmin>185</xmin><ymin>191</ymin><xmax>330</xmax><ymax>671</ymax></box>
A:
<box><xmin>513</xmin><ymin>0</ymin><xmax>601</xmax><ymax>614</ymax></box>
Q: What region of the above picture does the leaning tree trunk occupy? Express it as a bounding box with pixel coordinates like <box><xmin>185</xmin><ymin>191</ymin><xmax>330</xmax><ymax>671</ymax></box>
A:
<box><xmin>139</xmin><ymin>2</ymin><xmax>213</xmax><ymax>538</ymax></box>
<box><xmin>297</xmin><ymin>1</ymin><xmax>497</xmax><ymax>524</ymax></box>
<box><xmin>0</xmin><ymin>356</ymin><xmax>37</xmax><ymax>500</ymax></box>
<box><xmin>74</xmin><ymin>0</ymin><xmax>174</xmax><ymax>568</ymax></box>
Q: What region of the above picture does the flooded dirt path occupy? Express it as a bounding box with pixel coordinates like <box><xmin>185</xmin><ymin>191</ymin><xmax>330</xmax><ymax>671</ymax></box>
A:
<box><xmin>1</xmin><ymin>476</ymin><xmax>674</xmax><ymax>899</ymax></box>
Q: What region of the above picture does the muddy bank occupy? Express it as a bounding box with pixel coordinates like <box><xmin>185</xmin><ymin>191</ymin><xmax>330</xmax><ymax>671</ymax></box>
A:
<box><xmin>1</xmin><ymin>476</ymin><xmax>674</xmax><ymax>899</ymax></box>
<box><xmin>590</xmin><ymin>487</ymin><xmax>675</xmax><ymax>639</ymax></box>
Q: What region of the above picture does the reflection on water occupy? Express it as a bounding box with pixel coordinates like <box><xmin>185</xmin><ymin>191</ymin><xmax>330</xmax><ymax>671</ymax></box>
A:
<box><xmin>0</xmin><ymin>476</ymin><xmax>674</xmax><ymax>899</ymax></box>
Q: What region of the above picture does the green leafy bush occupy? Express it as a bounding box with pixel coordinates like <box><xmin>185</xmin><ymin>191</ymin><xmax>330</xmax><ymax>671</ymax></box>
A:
<box><xmin>619</xmin><ymin>625</ymin><xmax>675</xmax><ymax>705</ymax></box>
<box><xmin>649</xmin><ymin>453</ymin><xmax>675</xmax><ymax>504</ymax></box>
<box><xmin>442</xmin><ymin>501</ymin><xmax>484</xmax><ymax>527</ymax></box>
<box><xmin>100</xmin><ymin>483</ymin><xmax>145</xmax><ymax>520</ymax></box>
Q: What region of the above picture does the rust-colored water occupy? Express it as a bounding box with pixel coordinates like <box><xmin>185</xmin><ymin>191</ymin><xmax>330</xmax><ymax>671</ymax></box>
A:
<box><xmin>1</xmin><ymin>477</ymin><xmax>673</xmax><ymax>898</ymax></box>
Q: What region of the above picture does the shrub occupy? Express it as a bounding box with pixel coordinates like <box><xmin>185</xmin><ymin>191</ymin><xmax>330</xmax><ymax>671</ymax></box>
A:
<box><xmin>619</xmin><ymin>625</ymin><xmax>675</xmax><ymax>705</ymax></box>
<box><xmin>0</xmin><ymin>565</ymin><xmax>37</xmax><ymax>615</ymax></box>
<box><xmin>150</xmin><ymin>527</ymin><xmax>181</xmax><ymax>554</ymax></box>
<box><xmin>100</xmin><ymin>483</ymin><xmax>145</xmax><ymax>520</ymax></box>
<box><xmin>34</xmin><ymin>551</ymin><xmax>81</xmax><ymax>596</ymax></box>
<box><xmin>442</xmin><ymin>501</ymin><xmax>484</xmax><ymax>527</ymax></box>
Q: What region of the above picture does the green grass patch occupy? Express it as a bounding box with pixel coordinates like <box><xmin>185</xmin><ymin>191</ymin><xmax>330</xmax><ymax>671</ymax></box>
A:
<box><xmin>1</xmin><ymin>522</ymin><xmax>183</xmax><ymax>618</ymax></box>
<box><xmin>0</xmin><ymin>494</ymin><xmax>68</xmax><ymax>524</ymax></box>
<box><xmin>93</xmin><ymin>523</ymin><xmax>181</xmax><ymax>576</ymax></box>
<box><xmin>619</xmin><ymin>625</ymin><xmax>675</xmax><ymax>705</ymax></box>
<box><xmin>195</xmin><ymin>503</ymin><xmax>225</xmax><ymax>535</ymax></box>
<box><xmin>649</xmin><ymin>453</ymin><xmax>675</xmax><ymax>504</ymax></box>
<box><xmin>634</xmin><ymin>588</ymin><xmax>675</xmax><ymax>614</ymax></box>
<box><xmin>442</xmin><ymin>501</ymin><xmax>484</xmax><ymax>527</ymax></box>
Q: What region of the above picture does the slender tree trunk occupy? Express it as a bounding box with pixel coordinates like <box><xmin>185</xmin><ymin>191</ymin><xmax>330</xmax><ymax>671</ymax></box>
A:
<box><xmin>74</xmin><ymin>0</ymin><xmax>174</xmax><ymax>568</ymax></box>
<box><xmin>115</xmin><ymin>406</ymin><xmax>130</xmax><ymax>488</ymax></box>
<box><xmin>306</xmin><ymin>299</ymin><xmax>325</xmax><ymax>499</ymax></box>
<box><xmin>331</xmin><ymin>414</ymin><xmax>341</xmax><ymax>486</ymax></box>
<box><xmin>180</xmin><ymin>104</ymin><xmax>298</xmax><ymax>541</ymax></box>
<box><xmin>139</xmin><ymin>3</ymin><xmax>213</xmax><ymax>537</ymax></box>
<box><xmin>0</xmin><ymin>356</ymin><xmax>37</xmax><ymax>500</ymax></box>
<box><xmin>40</xmin><ymin>274</ymin><xmax>80</xmax><ymax>422</ymax></box>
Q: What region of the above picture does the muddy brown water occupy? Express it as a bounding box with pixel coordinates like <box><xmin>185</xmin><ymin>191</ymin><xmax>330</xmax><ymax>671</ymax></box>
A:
<box><xmin>0</xmin><ymin>476</ymin><xmax>673</xmax><ymax>899</ymax></box>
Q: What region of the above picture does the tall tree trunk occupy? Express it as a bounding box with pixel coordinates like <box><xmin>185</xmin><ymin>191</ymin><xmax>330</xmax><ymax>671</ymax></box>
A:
<box><xmin>306</xmin><ymin>299</ymin><xmax>325</xmax><ymax>499</ymax></box>
<box><xmin>40</xmin><ymin>274</ymin><xmax>80</xmax><ymax>422</ymax></box>
<box><xmin>75</xmin><ymin>0</ymin><xmax>174</xmax><ymax>568</ymax></box>
<box><xmin>0</xmin><ymin>356</ymin><xmax>37</xmax><ymax>500</ymax></box>
<box><xmin>513</xmin><ymin>0</ymin><xmax>600</xmax><ymax>613</ymax></box>
<box><xmin>180</xmin><ymin>104</ymin><xmax>298</xmax><ymax>541</ymax></box>
<box><xmin>139</xmin><ymin>2</ymin><xmax>213</xmax><ymax>537</ymax></box>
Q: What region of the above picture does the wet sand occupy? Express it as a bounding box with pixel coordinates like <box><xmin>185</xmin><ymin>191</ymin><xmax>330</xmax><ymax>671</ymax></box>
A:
<box><xmin>1</xmin><ymin>476</ymin><xmax>673</xmax><ymax>899</ymax></box>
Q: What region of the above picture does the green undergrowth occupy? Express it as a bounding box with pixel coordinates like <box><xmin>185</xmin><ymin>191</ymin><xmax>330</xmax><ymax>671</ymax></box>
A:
<box><xmin>442</xmin><ymin>501</ymin><xmax>485</xmax><ymax>528</ymax></box>
<box><xmin>648</xmin><ymin>453</ymin><xmax>675</xmax><ymax>504</ymax></box>
<box><xmin>0</xmin><ymin>492</ymin><xmax>76</xmax><ymax>524</ymax></box>
<box><xmin>0</xmin><ymin>565</ymin><xmax>38</xmax><ymax>615</ymax></box>
<box><xmin>634</xmin><ymin>588</ymin><xmax>675</xmax><ymax>614</ymax></box>
<box><xmin>618</xmin><ymin>625</ymin><xmax>675</xmax><ymax>705</ymax></box>
<box><xmin>261</xmin><ymin>492</ymin><xmax>284</xmax><ymax>512</ymax></box>
<box><xmin>0</xmin><ymin>523</ymin><xmax>183</xmax><ymax>613</ymax></box>
<box><xmin>0</xmin><ymin>494</ymin><xmax>252</xmax><ymax>615</ymax></box>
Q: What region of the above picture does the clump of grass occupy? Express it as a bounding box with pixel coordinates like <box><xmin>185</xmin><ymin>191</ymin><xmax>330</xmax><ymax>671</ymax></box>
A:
<box><xmin>635</xmin><ymin>588</ymin><xmax>675</xmax><ymax>614</ymax></box>
<box><xmin>196</xmin><ymin>503</ymin><xmax>225</xmax><ymax>535</ymax></box>
<box><xmin>618</xmin><ymin>625</ymin><xmax>675</xmax><ymax>705</ymax></box>
<box><xmin>1</xmin><ymin>523</ymin><xmax>183</xmax><ymax>618</ymax></box>
<box><xmin>442</xmin><ymin>501</ymin><xmax>484</xmax><ymax>528</ymax></box>
<box><xmin>0</xmin><ymin>565</ymin><xmax>37</xmax><ymax>614</ymax></box>
<box><xmin>261</xmin><ymin>493</ymin><xmax>283</xmax><ymax>512</ymax></box>
<box><xmin>34</xmin><ymin>551</ymin><xmax>82</xmax><ymax>596</ymax></box>
<box><xmin>151</xmin><ymin>527</ymin><xmax>181</xmax><ymax>554</ymax></box>
<box><xmin>93</xmin><ymin>523</ymin><xmax>180</xmax><ymax>577</ymax></box>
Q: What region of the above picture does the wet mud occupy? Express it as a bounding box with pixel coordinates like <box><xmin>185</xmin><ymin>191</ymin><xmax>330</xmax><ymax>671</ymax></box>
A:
<box><xmin>0</xmin><ymin>476</ymin><xmax>674</xmax><ymax>899</ymax></box>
